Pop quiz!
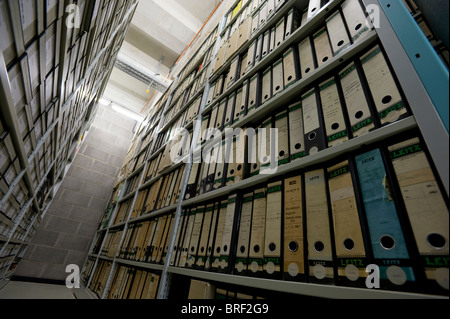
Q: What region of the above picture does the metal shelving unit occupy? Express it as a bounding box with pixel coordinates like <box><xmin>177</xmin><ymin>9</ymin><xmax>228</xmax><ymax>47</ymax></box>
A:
<box><xmin>81</xmin><ymin>0</ymin><xmax>448</xmax><ymax>300</ymax></box>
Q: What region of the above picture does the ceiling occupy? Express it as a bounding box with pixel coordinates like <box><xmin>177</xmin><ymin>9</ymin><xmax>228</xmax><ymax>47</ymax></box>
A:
<box><xmin>101</xmin><ymin>0</ymin><xmax>223</xmax><ymax>118</ymax></box>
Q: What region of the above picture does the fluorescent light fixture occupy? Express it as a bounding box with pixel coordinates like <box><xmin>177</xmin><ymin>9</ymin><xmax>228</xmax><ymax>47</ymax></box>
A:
<box><xmin>111</xmin><ymin>103</ymin><xmax>145</xmax><ymax>123</ymax></box>
<box><xmin>98</xmin><ymin>98</ymin><xmax>111</xmax><ymax>106</ymax></box>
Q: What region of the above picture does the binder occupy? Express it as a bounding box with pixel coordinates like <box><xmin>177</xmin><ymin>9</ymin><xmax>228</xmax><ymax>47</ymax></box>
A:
<box><xmin>305</xmin><ymin>168</ymin><xmax>335</xmax><ymax>284</ymax></box>
<box><xmin>267</xmin><ymin>0</ymin><xmax>276</xmax><ymax>19</ymax></box>
<box><xmin>206</xmin><ymin>81</ymin><xmax>217</xmax><ymax>107</ymax></box>
<box><xmin>285</xmin><ymin>7</ymin><xmax>300</xmax><ymax>39</ymax></box>
<box><xmin>248</xmin><ymin>188</ymin><xmax>267</xmax><ymax>276</ymax></box>
<box><xmin>213</xmin><ymin>44</ymin><xmax>228</xmax><ymax>74</ymax></box>
<box><xmin>250</xmin><ymin>10</ymin><xmax>259</xmax><ymax>36</ymax></box>
<box><xmin>326</xmin><ymin>10</ymin><xmax>352</xmax><ymax>56</ymax></box>
<box><xmin>387</xmin><ymin>137</ymin><xmax>449</xmax><ymax>293</ymax></box>
<box><xmin>360</xmin><ymin>45</ymin><xmax>408</xmax><ymax>126</ymax></box>
<box><xmin>259</xmin><ymin>1</ymin><xmax>268</xmax><ymax>27</ymax></box>
<box><xmin>307</xmin><ymin>0</ymin><xmax>322</xmax><ymax>20</ymax></box>
<box><xmin>261</xmin><ymin>30</ymin><xmax>270</xmax><ymax>60</ymax></box>
<box><xmin>272</xmin><ymin>57</ymin><xmax>284</xmax><ymax>97</ymax></box>
<box><xmin>219</xmin><ymin>194</ymin><xmax>239</xmax><ymax>273</ymax></box>
<box><xmin>205</xmin><ymin>146</ymin><xmax>218</xmax><ymax>193</ymax></box>
<box><xmin>214</xmin><ymin>98</ymin><xmax>228</xmax><ymax>132</ymax></box>
<box><xmin>208</xmin><ymin>105</ymin><xmax>219</xmax><ymax>140</ymax></box>
<box><xmin>263</xmin><ymin>181</ymin><xmax>283</xmax><ymax>279</ymax></box>
<box><xmin>158</xmin><ymin>214</ymin><xmax>174</xmax><ymax>263</ymax></box>
<box><xmin>198</xmin><ymin>161</ymin><xmax>210</xmax><ymax>196</ymax></box>
<box><xmin>205</xmin><ymin>202</ymin><xmax>220</xmax><ymax>271</ymax></box>
<box><xmin>237</xmin><ymin>16</ymin><xmax>252</xmax><ymax>50</ymax></box>
<box><xmin>150</xmin><ymin>214</ymin><xmax>169</xmax><ymax>263</ymax></box>
<box><xmin>215</xmin><ymin>74</ymin><xmax>225</xmax><ymax>100</ymax></box>
<box><xmin>213</xmin><ymin>141</ymin><xmax>227</xmax><ymax>190</ymax></box>
<box><xmin>302</xmin><ymin>88</ymin><xmax>326</xmax><ymax>155</ymax></box>
<box><xmin>327</xmin><ymin>160</ymin><xmax>368</xmax><ymax>287</ymax></box>
<box><xmin>283</xmin><ymin>46</ymin><xmax>300</xmax><ymax>89</ymax></box>
<box><xmin>288</xmin><ymin>101</ymin><xmax>306</xmax><ymax>161</ymax></box>
<box><xmin>161</xmin><ymin>215</ymin><xmax>176</xmax><ymax>264</ymax></box>
<box><xmin>338</xmin><ymin>62</ymin><xmax>376</xmax><ymax>137</ymax></box>
<box><xmin>245</xmin><ymin>39</ymin><xmax>257</xmax><ymax>72</ymax></box>
<box><xmin>227</xmin><ymin>27</ymin><xmax>240</xmax><ymax>60</ymax></box>
<box><xmin>226</xmin><ymin>55</ymin><xmax>240</xmax><ymax>90</ymax></box>
<box><xmin>341</xmin><ymin>0</ymin><xmax>372</xmax><ymax>43</ymax></box>
<box><xmin>234</xmin><ymin>81</ymin><xmax>249</xmax><ymax>124</ymax></box>
<box><xmin>275</xmin><ymin>110</ymin><xmax>290</xmax><ymax>166</ymax></box>
<box><xmin>247</xmin><ymin>73</ymin><xmax>260</xmax><ymax>116</ymax></box>
<box><xmin>170</xmin><ymin>210</ymin><xmax>188</xmax><ymax>266</ymax></box>
<box><xmin>261</xmin><ymin>66</ymin><xmax>272</xmax><ymax>105</ymax></box>
<box><xmin>283</xmin><ymin>175</ymin><xmax>306</xmax><ymax>282</ymax></box>
<box><xmin>211</xmin><ymin>200</ymin><xmax>229</xmax><ymax>271</ymax></box>
<box><xmin>274</xmin><ymin>15</ymin><xmax>285</xmax><ymax>49</ymax></box>
<box><xmin>223</xmin><ymin>91</ymin><xmax>236</xmax><ymax>129</ymax></box>
<box><xmin>196</xmin><ymin>203</ymin><xmax>215</xmax><ymax>269</ymax></box>
<box><xmin>313</xmin><ymin>27</ymin><xmax>333</xmax><ymax>67</ymax></box>
<box><xmin>269</xmin><ymin>27</ymin><xmax>276</xmax><ymax>54</ymax></box>
<box><xmin>187</xmin><ymin>206</ymin><xmax>206</xmax><ymax>268</ymax></box>
<box><xmin>248</xmin><ymin>125</ymin><xmax>261</xmax><ymax>177</ymax></box>
<box><xmin>178</xmin><ymin>209</ymin><xmax>196</xmax><ymax>268</ymax></box>
<box><xmin>254</xmin><ymin>33</ymin><xmax>263</xmax><ymax>63</ymax></box>
<box><xmin>259</xmin><ymin>117</ymin><xmax>272</xmax><ymax>172</ymax></box>
<box><xmin>235</xmin><ymin>128</ymin><xmax>247</xmax><ymax>183</ymax></box>
<box><xmin>355</xmin><ymin>148</ymin><xmax>417</xmax><ymax>290</ymax></box>
<box><xmin>185</xmin><ymin>153</ymin><xmax>201</xmax><ymax>200</ymax></box>
<box><xmin>275</xmin><ymin>0</ymin><xmax>285</xmax><ymax>11</ymax></box>
<box><xmin>234</xmin><ymin>192</ymin><xmax>254</xmax><ymax>276</ymax></box>
<box><xmin>298</xmin><ymin>36</ymin><xmax>315</xmax><ymax>76</ymax></box>
<box><xmin>240</xmin><ymin>52</ymin><xmax>249</xmax><ymax>78</ymax></box>
<box><xmin>318</xmin><ymin>77</ymin><xmax>349</xmax><ymax>147</ymax></box>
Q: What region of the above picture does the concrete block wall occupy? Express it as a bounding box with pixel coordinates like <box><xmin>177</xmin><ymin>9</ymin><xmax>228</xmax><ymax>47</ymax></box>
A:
<box><xmin>14</xmin><ymin>104</ymin><xmax>137</xmax><ymax>282</ymax></box>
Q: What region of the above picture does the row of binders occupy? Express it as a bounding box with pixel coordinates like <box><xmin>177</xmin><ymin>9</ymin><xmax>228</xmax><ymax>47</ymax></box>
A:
<box><xmin>187</xmin><ymin>279</ymin><xmax>267</xmax><ymax>299</ymax></box>
<box><xmin>173</xmin><ymin>132</ymin><xmax>449</xmax><ymax>295</ymax></box>
<box><xmin>185</xmin><ymin>42</ymin><xmax>410</xmax><ymax>199</ymax></box>
<box><xmin>107</xmin><ymin>265</ymin><xmax>160</xmax><ymax>299</ymax></box>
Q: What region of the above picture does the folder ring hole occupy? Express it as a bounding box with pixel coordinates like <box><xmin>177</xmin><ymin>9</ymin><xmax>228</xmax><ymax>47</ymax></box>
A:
<box><xmin>263</xmin><ymin>156</ymin><xmax>269</xmax><ymax>162</ymax></box>
<box><xmin>277</xmin><ymin>41</ymin><xmax>281</xmax><ymax>46</ymax></box>
<box><xmin>216</xmin><ymin>247</ymin><xmax>221</xmax><ymax>254</ymax></box>
<box><xmin>268</xmin><ymin>243</ymin><xmax>277</xmax><ymax>252</ymax></box>
<box><xmin>286</xmin><ymin>32</ymin><xmax>290</xmax><ymax>37</ymax></box>
<box><xmin>379</xmin><ymin>235</ymin><xmax>396</xmax><ymax>250</ymax></box>
<box><xmin>237</xmin><ymin>164</ymin><xmax>242</xmax><ymax>171</ymax></box>
<box><xmin>343</xmin><ymin>238</ymin><xmax>355</xmax><ymax>251</ymax></box>
<box><xmin>230</xmin><ymin>169</ymin><xmax>235</xmax><ymax>175</ymax></box>
<box><xmin>305</xmin><ymin>67</ymin><xmax>311</xmax><ymax>74</ymax></box>
<box><xmin>426</xmin><ymin>233</ymin><xmax>447</xmax><ymax>249</ymax></box>
<box><xmin>331</xmin><ymin>123</ymin><xmax>340</xmax><ymax>130</ymax></box>
<box><xmin>223</xmin><ymin>245</ymin><xmax>228</xmax><ymax>253</ymax></box>
<box><xmin>250</xmin><ymin>100</ymin><xmax>255</xmax><ymax>105</ymax></box>
<box><xmin>381</xmin><ymin>95</ymin><xmax>393</xmax><ymax>105</ymax></box>
<box><xmin>253</xmin><ymin>245</ymin><xmax>260</xmax><ymax>253</ymax></box>
<box><xmin>322</xmin><ymin>56</ymin><xmax>329</xmax><ymax>63</ymax></box>
<box><xmin>200</xmin><ymin>247</ymin><xmax>205</xmax><ymax>253</ymax></box>
<box><xmin>265</xmin><ymin>94</ymin><xmax>269</xmax><ymax>99</ymax></box>
<box><xmin>240</xmin><ymin>245</ymin><xmax>246</xmax><ymax>254</ymax></box>
<box><xmin>338</xmin><ymin>40</ymin><xmax>344</xmax><ymax>47</ymax></box>
<box><xmin>279</xmin><ymin>150</ymin><xmax>285</xmax><ymax>157</ymax></box>
<box><xmin>275</xmin><ymin>85</ymin><xmax>281</xmax><ymax>91</ymax></box>
<box><xmin>308</xmin><ymin>132</ymin><xmax>317</xmax><ymax>141</ymax></box>
<box><xmin>217</xmin><ymin>171</ymin><xmax>221</xmax><ymax>177</ymax></box>
<box><xmin>287</xmin><ymin>76</ymin><xmax>292</xmax><ymax>81</ymax></box>
<box><xmin>253</xmin><ymin>164</ymin><xmax>258</xmax><ymax>169</ymax></box>
<box><xmin>288</xmin><ymin>241</ymin><xmax>299</xmax><ymax>252</ymax></box>
<box><xmin>355</xmin><ymin>111</ymin><xmax>364</xmax><ymax>119</ymax></box>
<box><xmin>295</xmin><ymin>143</ymin><xmax>302</xmax><ymax>150</ymax></box>
<box><xmin>355</xmin><ymin>23</ymin><xmax>362</xmax><ymax>31</ymax></box>
<box><xmin>314</xmin><ymin>241</ymin><xmax>325</xmax><ymax>252</ymax></box>
<box><xmin>311</xmin><ymin>7</ymin><xmax>317</xmax><ymax>12</ymax></box>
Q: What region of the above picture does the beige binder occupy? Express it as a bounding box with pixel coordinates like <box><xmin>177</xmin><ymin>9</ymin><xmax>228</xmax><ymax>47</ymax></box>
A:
<box><xmin>298</xmin><ymin>36</ymin><xmax>315</xmax><ymax>76</ymax></box>
<box><xmin>284</xmin><ymin>175</ymin><xmax>306</xmax><ymax>281</ymax></box>
<box><xmin>248</xmin><ymin>188</ymin><xmax>267</xmax><ymax>275</ymax></box>
<box><xmin>259</xmin><ymin>118</ymin><xmax>272</xmax><ymax>172</ymax></box>
<box><xmin>283</xmin><ymin>46</ymin><xmax>299</xmax><ymax>89</ymax></box>
<box><xmin>313</xmin><ymin>27</ymin><xmax>333</xmax><ymax>67</ymax></box>
<box><xmin>227</xmin><ymin>28</ymin><xmax>240</xmax><ymax>61</ymax></box>
<box><xmin>234</xmin><ymin>192</ymin><xmax>254</xmax><ymax>275</ymax></box>
<box><xmin>264</xmin><ymin>181</ymin><xmax>283</xmax><ymax>277</ymax></box>
<box><xmin>305</xmin><ymin>168</ymin><xmax>334</xmax><ymax>283</ymax></box>
<box><xmin>251</xmin><ymin>10</ymin><xmax>260</xmax><ymax>35</ymax></box>
<box><xmin>307</xmin><ymin>0</ymin><xmax>322</xmax><ymax>20</ymax></box>
<box><xmin>214</xmin><ymin>74</ymin><xmax>225</xmax><ymax>100</ymax></box>
<box><xmin>234</xmin><ymin>82</ymin><xmax>248</xmax><ymax>123</ymax></box>
<box><xmin>319</xmin><ymin>77</ymin><xmax>349</xmax><ymax>147</ymax></box>
<box><xmin>219</xmin><ymin>195</ymin><xmax>238</xmax><ymax>272</ymax></box>
<box><xmin>327</xmin><ymin>160</ymin><xmax>367</xmax><ymax>285</ymax></box>
<box><xmin>269</xmin><ymin>27</ymin><xmax>276</xmax><ymax>54</ymax></box>
<box><xmin>215</xmin><ymin>98</ymin><xmax>228</xmax><ymax>131</ymax></box>
<box><xmin>178</xmin><ymin>209</ymin><xmax>196</xmax><ymax>267</ymax></box>
<box><xmin>275</xmin><ymin>110</ymin><xmax>290</xmax><ymax>166</ymax></box>
<box><xmin>238</xmin><ymin>16</ymin><xmax>252</xmax><ymax>50</ymax></box>
<box><xmin>267</xmin><ymin>0</ymin><xmax>276</xmax><ymax>18</ymax></box>
<box><xmin>262</xmin><ymin>30</ymin><xmax>271</xmax><ymax>59</ymax></box>
<box><xmin>285</xmin><ymin>7</ymin><xmax>300</xmax><ymax>39</ymax></box>
<box><xmin>212</xmin><ymin>44</ymin><xmax>228</xmax><ymax>74</ymax></box>
<box><xmin>206</xmin><ymin>81</ymin><xmax>217</xmax><ymax>106</ymax></box>
<box><xmin>341</xmin><ymin>0</ymin><xmax>372</xmax><ymax>43</ymax></box>
<box><xmin>170</xmin><ymin>211</ymin><xmax>187</xmax><ymax>266</ymax></box>
<box><xmin>249</xmin><ymin>125</ymin><xmax>261</xmax><ymax>177</ymax></box>
<box><xmin>255</xmin><ymin>33</ymin><xmax>263</xmax><ymax>63</ymax></box>
<box><xmin>272</xmin><ymin>58</ymin><xmax>284</xmax><ymax>97</ymax></box>
<box><xmin>288</xmin><ymin>101</ymin><xmax>306</xmax><ymax>161</ymax></box>
<box><xmin>261</xmin><ymin>66</ymin><xmax>272</xmax><ymax>105</ymax></box>
<box><xmin>223</xmin><ymin>91</ymin><xmax>236</xmax><ymax>129</ymax></box>
<box><xmin>205</xmin><ymin>203</ymin><xmax>219</xmax><ymax>270</ymax></box>
<box><xmin>274</xmin><ymin>16</ymin><xmax>285</xmax><ymax>49</ymax></box>
<box><xmin>326</xmin><ymin>11</ymin><xmax>352</xmax><ymax>56</ymax></box>
<box><xmin>245</xmin><ymin>39</ymin><xmax>257</xmax><ymax>72</ymax></box>
<box><xmin>225</xmin><ymin>136</ymin><xmax>238</xmax><ymax>186</ymax></box>
<box><xmin>360</xmin><ymin>45</ymin><xmax>407</xmax><ymax>125</ymax></box>
<box><xmin>388</xmin><ymin>137</ymin><xmax>449</xmax><ymax>291</ymax></box>
<box><xmin>187</xmin><ymin>206</ymin><xmax>205</xmax><ymax>268</ymax></box>
<box><xmin>259</xmin><ymin>1</ymin><xmax>268</xmax><ymax>27</ymax></box>
<box><xmin>196</xmin><ymin>203</ymin><xmax>214</xmax><ymax>269</ymax></box>
<box><xmin>338</xmin><ymin>62</ymin><xmax>375</xmax><ymax>137</ymax></box>
<box><xmin>211</xmin><ymin>200</ymin><xmax>229</xmax><ymax>271</ymax></box>
<box><xmin>247</xmin><ymin>73</ymin><xmax>260</xmax><ymax>116</ymax></box>
<box><xmin>150</xmin><ymin>214</ymin><xmax>169</xmax><ymax>263</ymax></box>
<box><xmin>213</xmin><ymin>141</ymin><xmax>227</xmax><ymax>190</ymax></box>
<box><xmin>226</xmin><ymin>55</ymin><xmax>240</xmax><ymax>89</ymax></box>
<box><xmin>302</xmin><ymin>88</ymin><xmax>325</xmax><ymax>155</ymax></box>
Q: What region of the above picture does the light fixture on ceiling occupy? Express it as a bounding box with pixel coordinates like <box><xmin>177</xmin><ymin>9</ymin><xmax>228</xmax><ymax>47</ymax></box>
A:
<box><xmin>111</xmin><ymin>103</ymin><xmax>145</xmax><ymax>123</ymax></box>
<box><xmin>98</xmin><ymin>98</ymin><xmax>111</xmax><ymax>106</ymax></box>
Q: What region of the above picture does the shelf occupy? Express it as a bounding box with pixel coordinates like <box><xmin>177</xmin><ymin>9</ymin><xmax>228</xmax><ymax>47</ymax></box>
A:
<box><xmin>168</xmin><ymin>266</ymin><xmax>445</xmax><ymax>299</ymax></box>
<box><xmin>115</xmin><ymin>258</ymin><xmax>165</xmax><ymax>272</ymax></box>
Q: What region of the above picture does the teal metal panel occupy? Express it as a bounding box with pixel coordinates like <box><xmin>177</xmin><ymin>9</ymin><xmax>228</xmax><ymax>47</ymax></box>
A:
<box><xmin>378</xmin><ymin>0</ymin><xmax>449</xmax><ymax>132</ymax></box>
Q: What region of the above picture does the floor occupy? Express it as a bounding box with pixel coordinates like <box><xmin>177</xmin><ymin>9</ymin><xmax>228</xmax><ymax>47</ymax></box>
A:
<box><xmin>0</xmin><ymin>281</ymin><xmax>96</xmax><ymax>299</ymax></box>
